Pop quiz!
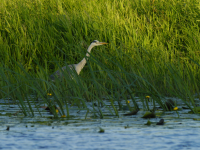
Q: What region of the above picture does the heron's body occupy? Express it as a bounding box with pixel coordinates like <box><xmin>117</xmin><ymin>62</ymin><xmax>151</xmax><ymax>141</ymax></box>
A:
<box><xmin>49</xmin><ymin>40</ymin><xmax>107</xmax><ymax>81</ymax></box>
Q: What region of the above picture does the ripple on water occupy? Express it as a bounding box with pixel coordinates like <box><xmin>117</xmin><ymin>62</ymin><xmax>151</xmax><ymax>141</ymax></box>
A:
<box><xmin>1</xmin><ymin>98</ymin><xmax>200</xmax><ymax>149</ymax></box>
<box><xmin>0</xmin><ymin>126</ymin><xmax>200</xmax><ymax>149</ymax></box>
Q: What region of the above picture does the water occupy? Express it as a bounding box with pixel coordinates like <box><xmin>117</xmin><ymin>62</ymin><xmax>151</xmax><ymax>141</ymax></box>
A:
<box><xmin>1</xmin><ymin>122</ymin><xmax>200</xmax><ymax>149</ymax></box>
<box><xmin>1</xmin><ymin>97</ymin><xmax>200</xmax><ymax>149</ymax></box>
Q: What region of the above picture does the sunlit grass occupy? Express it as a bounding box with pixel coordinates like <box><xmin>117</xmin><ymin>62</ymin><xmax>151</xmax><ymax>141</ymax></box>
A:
<box><xmin>0</xmin><ymin>0</ymin><xmax>200</xmax><ymax>117</ymax></box>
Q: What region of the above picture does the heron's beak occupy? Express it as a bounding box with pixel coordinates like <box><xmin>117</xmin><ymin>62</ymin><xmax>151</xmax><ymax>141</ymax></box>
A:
<box><xmin>100</xmin><ymin>42</ymin><xmax>108</xmax><ymax>45</ymax></box>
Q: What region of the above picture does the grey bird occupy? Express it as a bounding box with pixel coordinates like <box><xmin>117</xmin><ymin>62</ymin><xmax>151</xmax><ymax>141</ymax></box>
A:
<box><xmin>49</xmin><ymin>40</ymin><xmax>108</xmax><ymax>81</ymax></box>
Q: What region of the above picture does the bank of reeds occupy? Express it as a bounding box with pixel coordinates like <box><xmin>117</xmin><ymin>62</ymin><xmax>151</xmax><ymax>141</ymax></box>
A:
<box><xmin>0</xmin><ymin>0</ymin><xmax>200</xmax><ymax>117</ymax></box>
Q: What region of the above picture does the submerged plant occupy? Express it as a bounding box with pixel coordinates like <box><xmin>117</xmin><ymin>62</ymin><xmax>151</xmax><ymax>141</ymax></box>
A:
<box><xmin>98</xmin><ymin>127</ymin><xmax>105</xmax><ymax>133</ymax></box>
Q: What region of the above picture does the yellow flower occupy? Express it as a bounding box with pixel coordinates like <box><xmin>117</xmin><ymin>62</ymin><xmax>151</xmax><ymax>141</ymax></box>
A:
<box><xmin>146</xmin><ymin>96</ymin><xmax>150</xmax><ymax>99</ymax></box>
<box><xmin>61</xmin><ymin>115</ymin><xmax>66</xmax><ymax>118</ymax></box>
<box><xmin>127</xmin><ymin>101</ymin><xmax>130</xmax><ymax>103</ymax></box>
<box><xmin>56</xmin><ymin>109</ymin><xmax>59</xmax><ymax>113</ymax></box>
<box><xmin>174</xmin><ymin>107</ymin><xmax>178</xmax><ymax>111</ymax></box>
<box><xmin>47</xmin><ymin>93</ymin><xmax>52</xmax><ymax>96</ymax></box>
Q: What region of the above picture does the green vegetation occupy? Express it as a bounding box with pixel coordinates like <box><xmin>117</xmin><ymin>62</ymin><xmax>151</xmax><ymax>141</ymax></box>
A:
<box><xmin>0</xmin><ymin>0</ymin><xmax>200</xmax><ymax>117</ymax></box>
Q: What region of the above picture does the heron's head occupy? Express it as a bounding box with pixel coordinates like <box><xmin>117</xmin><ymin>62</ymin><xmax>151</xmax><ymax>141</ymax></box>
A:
<box><xmin>91</xmin><ymin>40</ymin><xmax>108</xmax><ymax>46</ymax></box>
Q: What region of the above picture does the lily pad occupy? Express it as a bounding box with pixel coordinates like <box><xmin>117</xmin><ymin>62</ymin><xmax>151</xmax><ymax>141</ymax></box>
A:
<box><xmin>142</xmin><ymin>112</ymin><xmax>156</xmax><ymax>118</ymax></box>
<box><xmin>194</xmin><ymin>106</ymin><xmax>200</xmax><ymax>112</ymax></box>
<box><xmin>123</xmin><ymin>110</ymin><xmax>138</xmax><ymax>116</ymax></box>
<box><xmin>145</xmin><ymin>120</ymin><xmax>152</xmax><ymax>125</ymax></box>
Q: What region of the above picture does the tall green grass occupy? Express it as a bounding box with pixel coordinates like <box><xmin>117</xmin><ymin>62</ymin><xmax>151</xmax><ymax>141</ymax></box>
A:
<box><xmin>0</xmin><ymin>0</ymin><xmax>200</xmax><ymax>117</ymax></box>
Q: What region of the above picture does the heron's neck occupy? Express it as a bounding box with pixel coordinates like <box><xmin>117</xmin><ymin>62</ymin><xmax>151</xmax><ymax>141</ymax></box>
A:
<box><xmin>76</xmin><ymin>44</ymin><xmax>94</xmax><ymax>75</ymax></box>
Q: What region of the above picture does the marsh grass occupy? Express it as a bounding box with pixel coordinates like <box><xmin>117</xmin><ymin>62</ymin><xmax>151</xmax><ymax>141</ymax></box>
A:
<box><xmin>0</xmin><ymin>0</ymin><xmax>200</xmax><ymax>117</ymax></box>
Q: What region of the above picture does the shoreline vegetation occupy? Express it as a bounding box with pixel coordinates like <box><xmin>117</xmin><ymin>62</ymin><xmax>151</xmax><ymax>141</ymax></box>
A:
<box><xmin>0</xmin><ymin>0</ymin><xmax>200</xmax><ymax>117</ymax></box>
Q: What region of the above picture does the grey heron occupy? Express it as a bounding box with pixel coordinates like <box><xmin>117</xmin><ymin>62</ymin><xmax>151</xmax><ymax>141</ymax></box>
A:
<box><xmin>49</xmin><ymin>40</ymin><xmax>108</xmax><ymax>81</ymax></box>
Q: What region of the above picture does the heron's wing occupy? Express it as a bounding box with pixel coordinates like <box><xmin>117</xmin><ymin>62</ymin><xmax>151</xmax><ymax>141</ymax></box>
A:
<box><xmin>49</xmin><ymin>69</ymin><xmax>62</xmax><ymax>81</ymax></box>
<box><xmin>49</xmin><ymin>64</ymin><xmax>76</xmax><ymax>81</ymax></box>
